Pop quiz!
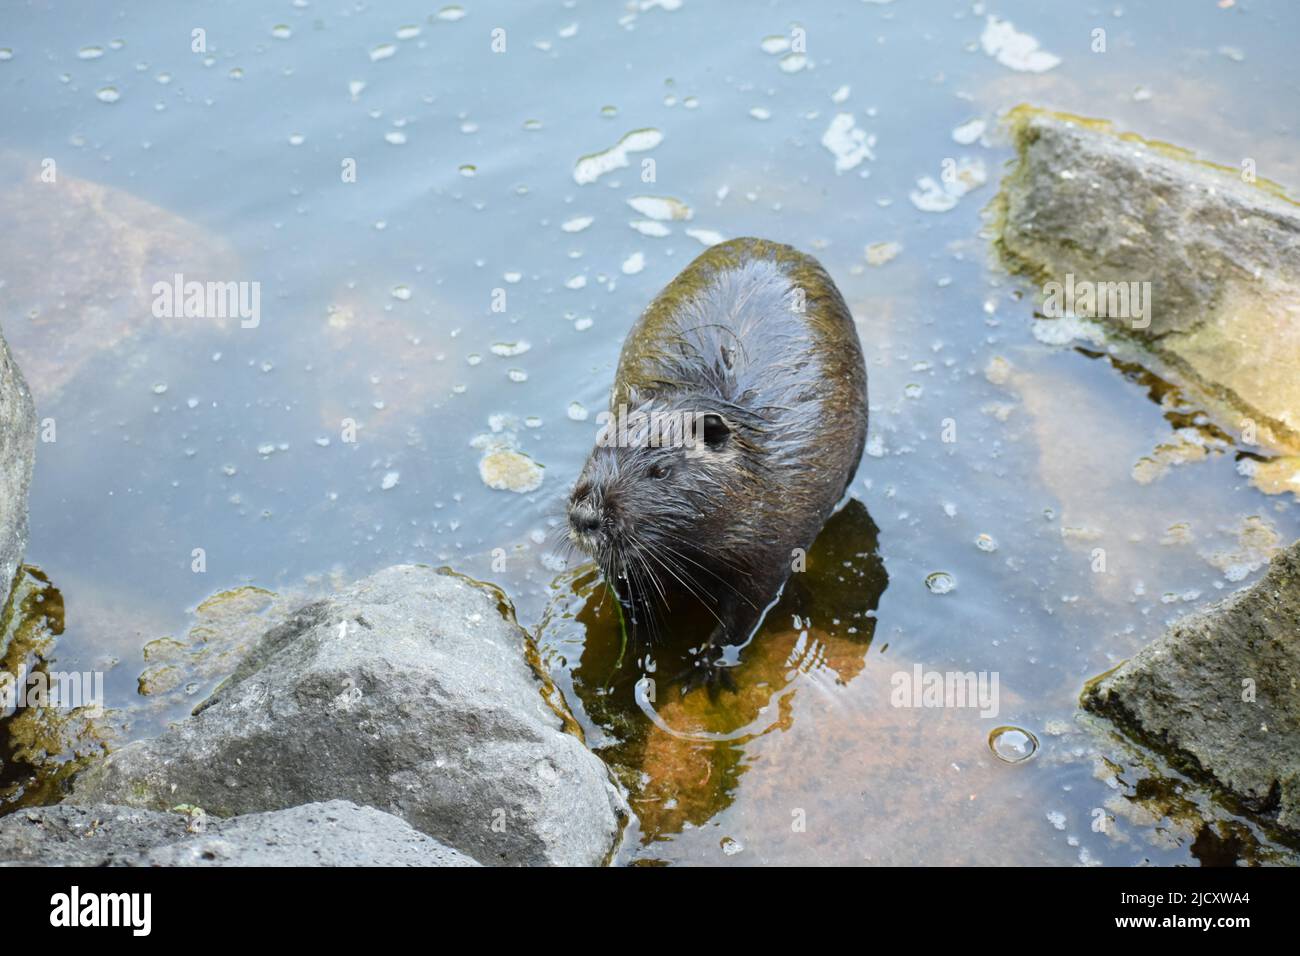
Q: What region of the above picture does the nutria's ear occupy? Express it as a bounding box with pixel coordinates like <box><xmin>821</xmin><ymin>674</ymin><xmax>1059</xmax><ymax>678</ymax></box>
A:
<box><xmin>700</xmin><ymin>413</ymin><xmax>731</xmax><ymax>449</ymax></box>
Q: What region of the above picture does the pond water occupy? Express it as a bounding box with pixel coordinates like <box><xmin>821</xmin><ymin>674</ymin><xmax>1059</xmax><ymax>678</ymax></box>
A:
<box><xmin>2</xmin><ymin>0</ymin><xmax>1298</xmax><ymax>864</ymax></box>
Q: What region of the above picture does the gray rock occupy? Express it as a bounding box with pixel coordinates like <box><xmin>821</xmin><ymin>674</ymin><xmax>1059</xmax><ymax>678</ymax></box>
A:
<box><xmin>995</xmin><ymin>108</ymin><xmax>1300</xmax><ymax>470</ymax></box>
<box><xmin>1083</xmin><ymin>540</ymin><xmax>1300</xmax><ymax>836</ymax></box>
<box><xmin>0</xmin><ymin>326</ymin><xmax>36</xmax><ymax>605</ymax></box>
<box><xmin>71</xmin><ymin>565</ymin><xmax>628</xmax><ymax>865</ymax></box>
<box><xmin>0</xmin><ymin>800</ymin><xmax>479</xmax><ymax>866</ymax></box>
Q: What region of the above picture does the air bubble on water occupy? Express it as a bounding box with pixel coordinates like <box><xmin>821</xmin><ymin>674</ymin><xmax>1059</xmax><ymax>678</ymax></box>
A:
<box><xmin>943</xmin><ymin>501</ymin><xmax>957</xmax><ymax>517</ymax></box>
<box><xmin>567</xmin><ymin>402</ymin><xmax>588</xmax><ymax>421</ymax></box>
<box><xmin>271</xmin><ymin>24</ymin><xmax>292</xmax><ymax>39</ymax></box>
<box><xmin>152</xmin><ymin>383</ymin><xmax>168</xmax><ymax>395</ymax></box>
<box><xmin>96</xmin><ymin>87</ymin><xmax>120</xmax><ymax>103</ymax></box>
<box><xmin>0</xmin><ymin>49</ymin><xmax>12</xmax><ymax>61</ymax></box>
<box><xmin>458</xmin><ymin>164</ymin><xmax>476</xmax><ymax>176</ymax></box>
<box><xmin>391</xmin><ymin>285</ymin><xmax>412</xmax><ymax>301</ymax></box>
<box><xmin>186</xmin><ymin>397</ymin><xmax>199</xmax><ymax>409</ymax></box>
<box><xmin>381</xmin><ymin>471</ymin><xmax>400</xmax><ymax>490</ymax></box>
<box><xmin>720</xmin><ymin>837</ymin><xmax>744</xmax><ymax>856</ymax></box>
<box><xmin>760</xmin><ymin>35</ymin><xmax>790</xmax><ymax>54</ymax></box>
<box><xmin>436</xmin><ymin>5</ymin><xmax>466</xmax><ymax>21</ymax></box>
<box><xmin>749</xmin><ymin>106</ymin><xmax>771</xmax><ymax>121</ymax></box>
<box><xmin>315</xmin><ymin>437</ymin><xmax>331</xmax><ymax>447</ymax></box>
<box><xmin>1046</xmin><ymin>810</ymin><xmax>1066</xmax><ymax>831</ymax></box>
<box><xmin>348</xmin><ymin>79</ymin><xmax>366</xmax><ymax>99</ymax></box>
<box><xmin>491</xmin><ymin>340</ymin><xmax>530</xmax><ymax>357</ymax></box>
<box><xmin>925</xmin><ymin>571</ymin><xmax>955</xmax><ymax>594</ymax></box>
<box><xmin>466</xmin><ymin>353</ymin><xmax>482</xmax><ymax>366</ymax></box>
<box><xmin>975</xmin><ymin>533</ymin><xmax>998</xmax><ymax>552</ymax></box>
<box><xmin>507</xmin><ymin>368</ymin><xmax>528</xmax><ymax>383</ymax></box>
<box><xmin>989</xmin><ymin>726</ymin><xmax>1039</xmax><ymax>763</ymax></box>
<box><xmin>257</xmin><ymin>443</ymin><xmax>276</xmax><ymax>456</ymax></box>
<box><xmin>574</xmin><ymin>317</ymin><xmax>593</xmax><ymax>331</ymax></box>
<box><xmin>904</xmin><ymin>383</ymin><xmax>923</xmax><ymax>399</ymax></box>
<box><xmin>288</xmin><ymin>133</ymin><xmax>305</xmax><ymax>146</ymax></box>
<box><xmin>78</xmin><ymin>46</ymin><xmax>104</xmax><ymax>60</ymax></box>
<box><xmin>561</xmin><ymin>215</ymin><xmax>594</xmax><ymax>233</ymax></box>
<box><xmin>156</xmin><ymin>71</ymin><xmax>171</xmax><ymax>84</ymax></box>
<box><xmin>396</xmin><ymin>25</ymin><xmax>421</xmax><ymax>40</ymax></box>
<box><xmin>370</xmin><ymin>43</ymin><xmax>396</xmax><ymax>61</ymax></box>
<box><xmin>229</xmin><ymin>67</ymin><xmax>244</xmax><ymax>80</ymax></box>
<box><xmin>621</xmin><ymin>252</ymin><xmax>645</xmax><ymax>275</ymax></box>
<box><xmin>385</xmin><ymin>130</ymin><xmax>407</xmax><ymax>145</ymax></box>
<box><xmin>565</xmin><ymin>274</ymin><xmax>587</xmax><ymax>290</ymax></box>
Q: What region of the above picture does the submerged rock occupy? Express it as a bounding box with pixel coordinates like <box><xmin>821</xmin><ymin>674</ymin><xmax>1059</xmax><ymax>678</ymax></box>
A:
<box><xmin>0</xmin><ymin>800</ymin><xmax>478</xmax><ymax>867</ymax></box>
<box><xmin>1083</xmin><ymin>540</ymin><xmax>1300</xmax><ymax>837</ymax></box>
<box><xmin>69</xmin><ymin>564</ymin><xmax>628</xmax><ymax>866</ymax></box>
<box><xmin>994</xmin><ymin>107</ymin><xmax>1300</xmax><ymax>493</ymax></box>
<box><xmin>0</xmin><ymin>327</ymin><xmax>36</xmax><ymax>605</ymax></box>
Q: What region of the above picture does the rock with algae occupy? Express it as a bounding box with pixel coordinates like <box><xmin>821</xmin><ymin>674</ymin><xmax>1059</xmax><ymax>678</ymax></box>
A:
<box><xmin>1083</xmin><ymin>540</ymin><xmax>1300</xmax><ymax>838</ymax></box>
<box><xmin>0</xmin><ymin>325</ymin><xmax>35</xmax><ymax>606</ymax></box>
<box><xmin>993</xmin><ymin>107</ymin><xmax>1300</xmax><ymax>494</ymax></box>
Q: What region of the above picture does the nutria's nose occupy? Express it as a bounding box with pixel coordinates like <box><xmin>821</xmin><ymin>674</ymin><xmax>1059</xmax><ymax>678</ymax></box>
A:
<box><xmin>570</xmin><ymin>504</ymin><xmax>600</xmax><ymax>535</ymax></box>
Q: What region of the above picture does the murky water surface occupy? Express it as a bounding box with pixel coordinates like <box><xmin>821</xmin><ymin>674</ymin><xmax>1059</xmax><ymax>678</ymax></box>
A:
<box><xmin>2</xmin><ymin>1</ymin><xmax>1298</xmax><ymax>864</ymax></box>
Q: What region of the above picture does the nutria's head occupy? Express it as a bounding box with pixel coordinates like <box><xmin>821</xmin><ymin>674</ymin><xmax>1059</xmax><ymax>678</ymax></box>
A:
<box><xmin>566</xmin><ymin>395</ymin><xmax>757</xmax><ymax>586</ymax></box>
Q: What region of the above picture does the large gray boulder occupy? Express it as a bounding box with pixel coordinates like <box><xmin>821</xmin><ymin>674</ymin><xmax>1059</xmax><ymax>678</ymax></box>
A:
<box><xmin>0</xmin><ymin>326</ymin><xmax>36</xmax><ymax>604</ymax></box>
<box><xmin>995</xmin><ymin>107</ymin><xmax>1300</xmax><ymax>488</ymax></box>
<box><xmin>1083</xmin><ymin>540</ymin><xmax>1300</xmax><ymax>836</ymax></box>
<box><xmin>70</xmin><ymin>565</ymin><xmax>628</xmax><ymax>865</ymax></box>
<box><xmin>0</xmin><ymin>800</ymin><xmax>479</xmax><ymax>867</ymax></box>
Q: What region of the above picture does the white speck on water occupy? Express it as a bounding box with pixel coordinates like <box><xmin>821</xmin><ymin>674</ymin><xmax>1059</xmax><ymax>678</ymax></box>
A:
<box><xmin>315</xmin><ymin>437</ymin><xmax>331</xmax><ymax>447</ymax></box>
<box><xmin>391</xmin><ymin>285</ymin><xmax>412</xmax><ymax>300</ymax></box>
<box><xmin>975</xmin><ymin>533</ymin><xmax>999</xmax><ymax>553</ymax></box>
<box><xmin>629</xmin><ymin>219</ymin><xmax>671</xmax><ymax>237</ymax></box>
<box><xmin>348</xmin><ymin>80</ymin><xmax>366</xmax><ymax>99</ymax></box>
<box><xmin>567</xmin><ymin>402</ymin><xmax>589</xmax><ymax>421</ymax></box>
<box><xmin>821</xmin><ymin>112</ymin><xmax>875</xmax><ymax>173</ymax></box>
<box><xmin>685</xmin><ymin>228</ymin><xmax>725</xmax><ymax>246</ymax></box>
<box><xmin>573</xmin><ymin>128</ymin><xmax>664</xmax><ymax>185</ymax></box>
<box><xmin>925</xmin><ymin>571</ymin><xmax>955</xmax><ymax>594</ymax></box>
<box><xmin>561</xmin><ymin>215</ymin><xmax>594</xmax><ymax>233</ymax></box>
<box><xmin>96</xmin><ymin>87</ymin><xmax>120</xmax><ymax>103</ymax></box>
<box><xmin>370</xmin><ymin>43</ymin><xmax>397</xmax><ymax>62</ymax></box>
<box><xmin>381</xmin><ymin>471</ymin><xmax>400</xmax><ymax>490</ymax></box>
<box><xmin>909</xmin><ymin>156</ymin><xmax>987</xmax><ymax>212</ymax></box>
<box><xmin>385</xmin><ymin>130</ymin><xmax>407</xmax><ymax>145</ymax></box>
<box><xmin>830</xmin><ymin>84</ymin><xmax>850</xmax><ymax>104</ymax></box>
<box><xmin>951</xmin><ymin>118</ymin><xmax>986</xmax><ymax>145</ymax></box>
<box><xmin>574</xmin><ymin>316</ymin><xmax>593</xmax><ymax>331</ymax></box>
<box><xmin>778</xmin><ymin>52</ymin><xmax>808</xmax><ymax>73</ymax></box>
<box><xmin>437</xmin><ymin>6</ymin><xmax>466</xmax><ymax>21</ymax></box>
<box><xmin>627</xmin><ymin>195</ymin><xmax>693</xmax><ymax>221</ymax></box>
<box><xmin>1046</xmin><ymin>811</ymin><xmax>1067</xmax><ymax>831</ymax></box>
<box><xmin>507</xmin><ymin>368</ymin><xmax>528</xmax><ymax>383</ymax></box>
<box><xmin>78</xmin><ymin>46</ymin><xmax>104</xmax><ymax>60</ymax></box>
<box><xmin>749</xmin><ymin>106</ymin><xmax>772</xmax><ymax>121</ymax></box>
<box><xmin>271</xmin><ymin>24</ymin><xmax>292</xmax><ymax>40</ymax></box>
<box><xmin>257</xmin><ymin>443</ymin><xmax>277</xmax><ymax>456</ymax></box>
<box><xmin>491</xmin><ymin>340</ymin><xmax>530</xmax><ymax>357</ymax></box>
<box><xmin>152</xmin><ymin>383</ymin><xmax>168</xmax><ymax>395</ymax></box>
<box><xmin>288</xmin><ymin>133</ymin><xmax>305</xmax><ymax>146</ymax></box>
<box><xmin>622</xmin><ymin>252</ymin><xmax>645</xmax><ymax>274</ymax></box>
<box><xmin>980</xmin><ymin>15</ymin><xmax>1060</xmax><ymax>73</ymax></box>
<box><xmin>760</xmin><ymin>35</ymin><xmax>791</xmax><ymax>55</ymax></box>
<box><xmin>396</xmin><ymin>24</ymin><xmax>421</xmax><ymax>40</ymax></box>
<box><xmin>565</xmin><ymin>274</ymin><xmax>587</xmax><ymax>290</ymax></box>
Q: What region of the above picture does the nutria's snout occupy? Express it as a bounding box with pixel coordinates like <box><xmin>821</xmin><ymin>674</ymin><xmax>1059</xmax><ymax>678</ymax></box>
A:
<box><xmin>566</xmin><ymin>482</ymin><xmax>609</xmax><ymax>559</ymax></box>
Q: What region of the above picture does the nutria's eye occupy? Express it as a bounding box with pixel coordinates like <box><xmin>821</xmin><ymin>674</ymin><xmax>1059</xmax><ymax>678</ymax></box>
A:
<box><xmin>649</xmin><ymin>462</ymin><xmax>671</xmax><ymax>480</ymax></box>
<box><xmin>700</xmin><ymin>413</ymin><xmax>730</xmax><ymax>449</ymax></box>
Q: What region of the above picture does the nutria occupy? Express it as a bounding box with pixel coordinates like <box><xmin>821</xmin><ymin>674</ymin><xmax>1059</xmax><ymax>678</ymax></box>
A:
<box><xmin>567</xmin><ymin>237</ymin><xmax>867</xmax><ymax>687</ymax></box>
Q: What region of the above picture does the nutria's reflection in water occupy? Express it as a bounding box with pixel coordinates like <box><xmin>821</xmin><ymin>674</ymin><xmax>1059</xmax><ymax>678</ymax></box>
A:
<box><xmin>537</xmin><ymin>499</ymin><xmax>887</xmax><ymax>842</ymax></box>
